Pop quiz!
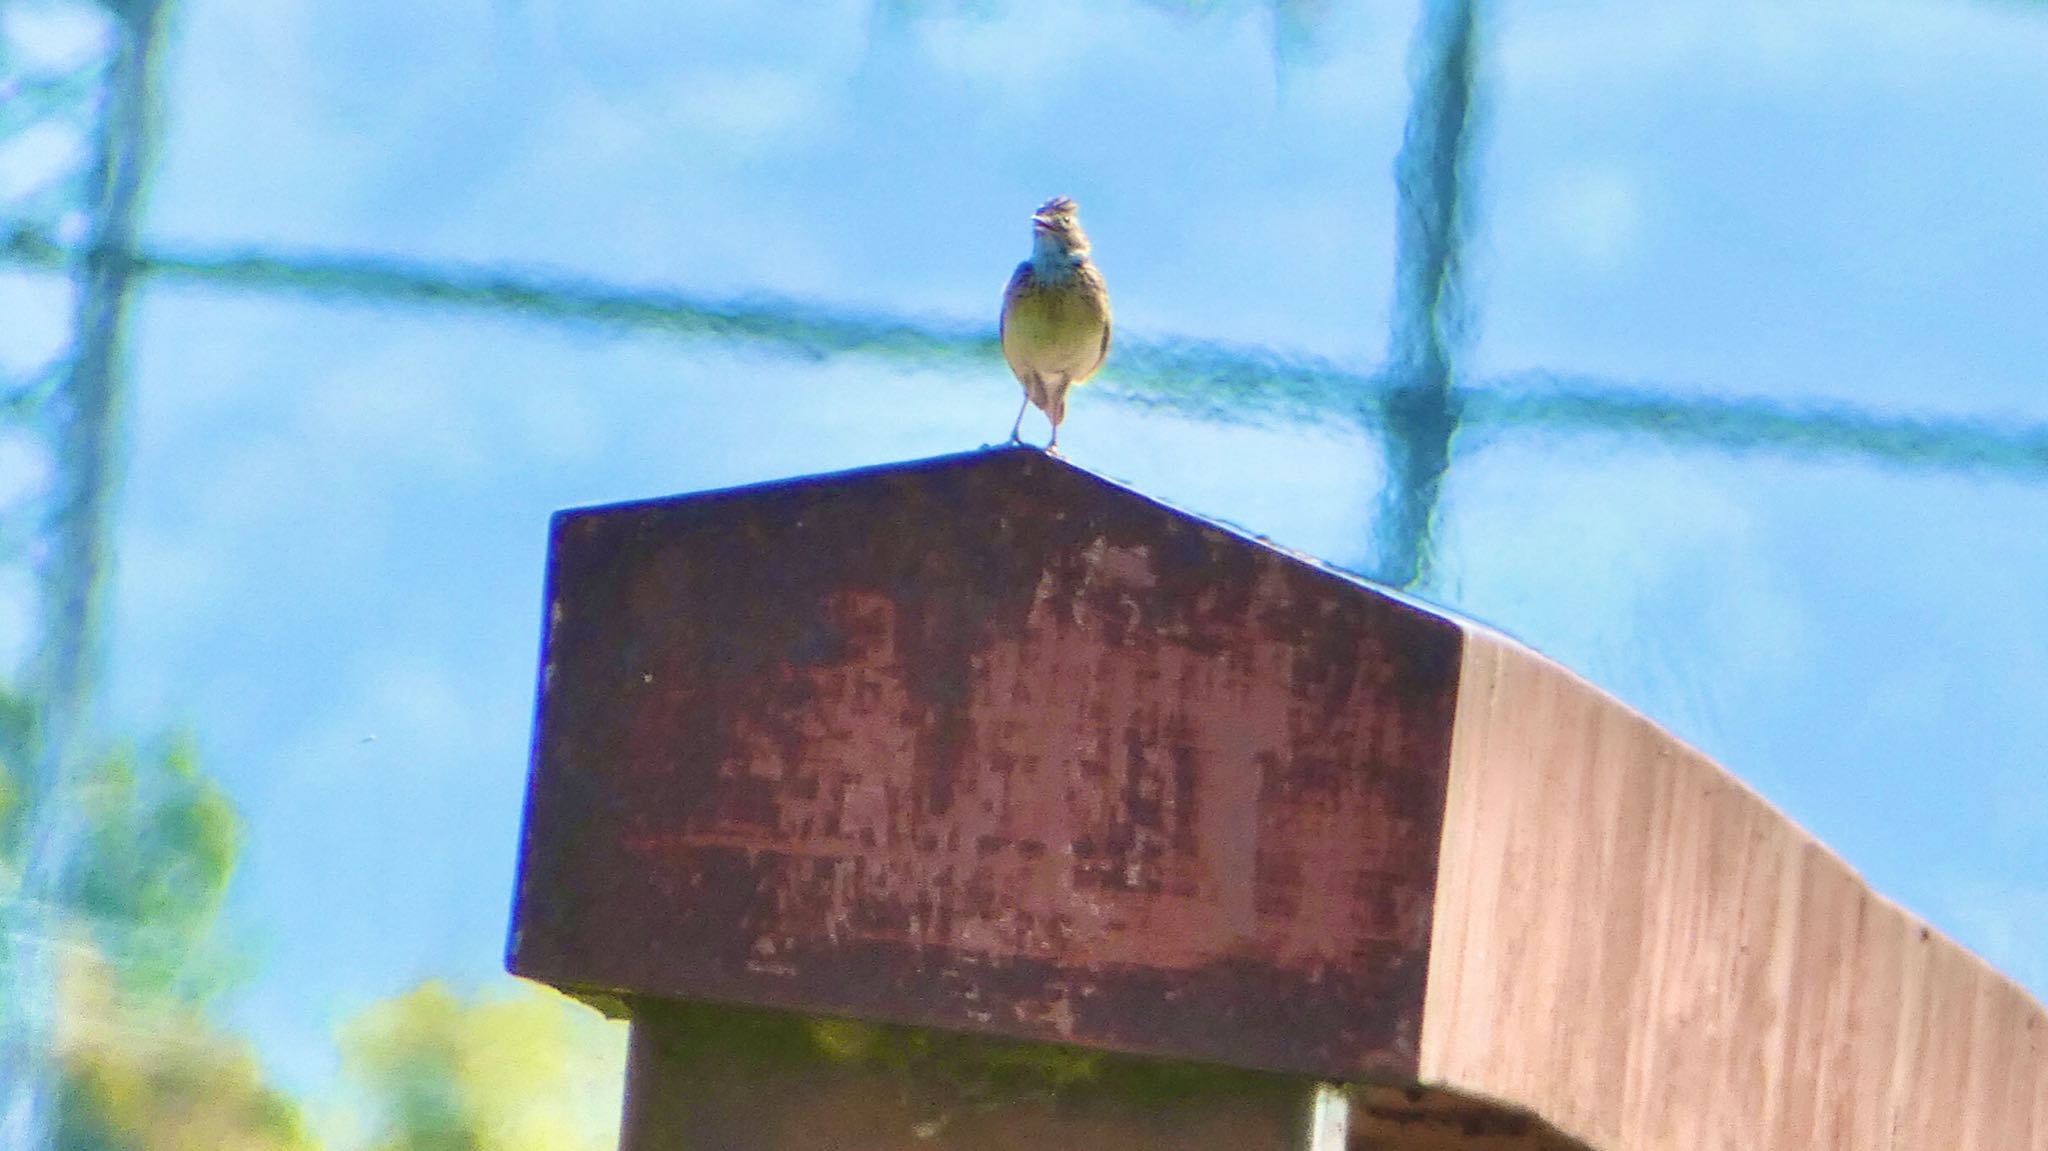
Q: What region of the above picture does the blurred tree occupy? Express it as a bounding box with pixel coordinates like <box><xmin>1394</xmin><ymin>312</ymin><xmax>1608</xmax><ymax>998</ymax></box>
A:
<box><xmin>0</xmin><ymin>687</ymin><xmax>314</xmax><ymax>1151</ymax></box>
<box><xmin>4</xmin><ymin>683</ymin><xmax>628</xmax><ymax>1151</ymax></box>
<box><xmin>63</xmin><ymin>737</ymin><xmax>241</xmax><ymax>1006</ymax></box>
<box><xmin>56</xmin><ymin>952</ymin><xmax>316</xmax><ymax>1151</ymax></box>
<box><xmin>337</xmin><ymin>981</ymin><xmax>626</xmax><ymax>1151</ymax></box>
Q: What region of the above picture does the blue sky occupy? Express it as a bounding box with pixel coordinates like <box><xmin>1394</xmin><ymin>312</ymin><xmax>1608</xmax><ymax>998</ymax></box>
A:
<box><xmin>9</xmin><ymin>0</ymin><xmax>2044</xmax><ymax>1104</ymax></box>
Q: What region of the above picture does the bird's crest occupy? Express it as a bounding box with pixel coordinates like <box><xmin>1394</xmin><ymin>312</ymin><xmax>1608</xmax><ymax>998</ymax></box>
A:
<box><xmin>1032</xmin><ymin>197</ymin><xmax>1082</xmax><ymax>231</ymax></box>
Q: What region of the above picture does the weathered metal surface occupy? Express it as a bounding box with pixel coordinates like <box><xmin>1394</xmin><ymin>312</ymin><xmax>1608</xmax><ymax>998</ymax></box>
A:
<box><xmin>509</xmin><ymin>446</ymin><xmax>1463</xmax><ymax>1079</ymax></box>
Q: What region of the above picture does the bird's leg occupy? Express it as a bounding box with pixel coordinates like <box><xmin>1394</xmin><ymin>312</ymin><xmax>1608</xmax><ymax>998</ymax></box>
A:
<box><xmin>1046</xmin><ymin>377</ymin><xmax>1068</xmax><ymax>453</ymax></box>
<box><xmin>1008</xmin><ymin>392</ymin><xmax>1031</xmax><ymax>444</ymax></box>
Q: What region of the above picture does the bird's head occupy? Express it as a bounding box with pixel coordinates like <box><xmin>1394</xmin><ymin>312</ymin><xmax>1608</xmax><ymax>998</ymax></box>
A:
<box><xmin>1031</xmin><ymin>196</ymin><xmax>1089</xmax><ymax>254</ymax></box>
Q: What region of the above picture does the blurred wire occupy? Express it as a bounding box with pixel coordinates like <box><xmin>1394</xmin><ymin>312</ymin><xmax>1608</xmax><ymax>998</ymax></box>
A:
<box><xmin>1465</xmin><ymin>375</ymin><xmax>2048</xmax><ymax>472</ymax></box>
<box><xmin>0</xmin><ymin>228</ymin><xmax>1365</xmax><ymax>426</ymax></box>
<box><xmin>0</xmin><ymin>0</ymin><xmax>2040</xmax><ymax>1144</ymax></box>
<box><xmin>6</xmin><ymin>226</ymin><xmax>2040</xmax><ymax>477</ymax></box>
<box><xmin>0</xmin><ymin>362</ymin><xmax>66</xmax><ymax>423</ymax></box>
<box><xmin>1375</xmin><ymin>0</ymin><xmax>1477</xmax><ymax>589</ymax></box>
<box><xmin>1</xmin><ymin>1</ymin><xmax>172</xmax><ymax>1148</ymax></box>
<box><xmin>0</xmin><ymin>69</ymin><xmax>105</xmax><ymax>139</ymax></box>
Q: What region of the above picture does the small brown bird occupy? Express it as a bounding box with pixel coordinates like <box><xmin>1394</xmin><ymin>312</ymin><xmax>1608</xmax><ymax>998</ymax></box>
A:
<box><xmin>999</xmin><ymin>196</ymin><xmax>1112</xmax><ymax>451</ymax></box>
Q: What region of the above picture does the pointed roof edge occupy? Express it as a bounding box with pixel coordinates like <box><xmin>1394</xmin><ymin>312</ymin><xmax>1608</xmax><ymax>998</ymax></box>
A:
<box><xmin>555</xmin><ymin>445</ymin><xmax>2041</xmax><ymax>994</ymax></box>
<box><xmin>551</xmin><ymin>443</ymin><xmax>1461</xmax><ymax>629</ymax></box>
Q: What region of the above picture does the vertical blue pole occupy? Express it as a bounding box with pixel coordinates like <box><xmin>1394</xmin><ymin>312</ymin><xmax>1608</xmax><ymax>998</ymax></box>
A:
<box><xmin>0</xmin><ymin>1</ymin><xmax>167</xmax><ymax>1147</ymax></box>
<box><xmin>1373</xmin><ymin>0</ymin><xmax>1477</xmax><ymax>590</ymax></box>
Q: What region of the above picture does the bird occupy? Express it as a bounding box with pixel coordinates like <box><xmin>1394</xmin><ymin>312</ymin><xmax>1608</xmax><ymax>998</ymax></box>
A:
<box><xmin>999</xmin><ymin>196</ymin><xmax>1112</xmax><ymax>452</ymax></box>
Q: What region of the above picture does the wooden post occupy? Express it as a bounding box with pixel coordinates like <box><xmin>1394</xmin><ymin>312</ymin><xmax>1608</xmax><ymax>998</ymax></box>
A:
<box><xmin>507</xmin><ymin>446</ymin><xmax>2045</xmax><ymax>1150</ymax></box>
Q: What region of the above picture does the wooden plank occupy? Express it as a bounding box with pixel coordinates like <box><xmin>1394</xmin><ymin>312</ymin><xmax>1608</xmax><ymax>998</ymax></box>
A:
<box><xmin>1422</xmin><ymin>630</ymin><xmax>2048</xmax><ymax>1150</ymax></box>
<box><xmin>506</xmin><ymin>449</ymin><xmax>2048</xmax><ymax>1149</ymax></box>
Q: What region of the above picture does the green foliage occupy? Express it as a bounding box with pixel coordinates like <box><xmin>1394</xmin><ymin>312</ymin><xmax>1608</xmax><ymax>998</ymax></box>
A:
<box><xmin>65</xmin><ymin>735</ymin><xmax>242</xmax><ymax>1004</ymax></box>
<box><xmin>56</xmin><ymin>954</ymin><xmax>318</xmax><ymax>1151</ymax></box>
<box><xmin>2</xmin><ymin>681</ymin><xmax>634</xmax><ymax>1151</ymax></box>
<box><xmin>344</xmin><ymin>985</ymin><xmax>479</xmax><ymax>1151</ymax></box>
<box><xmin>641</xmin><ymin>998</ymin><xmax>1294</xmax><ymax>1109</ymax></box>
<box><xmin>0</xmin><ymin>683</ymin><xmax>35</xmax><ymax>860</ymax></box>
<box><xmin>0</xmin><ymin>681</ymin><xmax>308</xmax><ymax>1150</ymax></box>
<box><xmin>337</xmin><ymin>980</ymin><xmax>627</xmax><ymax>1151</ymax></box>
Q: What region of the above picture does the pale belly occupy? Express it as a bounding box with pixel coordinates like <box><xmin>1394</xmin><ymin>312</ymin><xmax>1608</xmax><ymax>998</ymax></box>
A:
<box><xmin>1002</xmin><ymin>286</ymin><xmax>1109</xmax><ymax>385</ymax></box>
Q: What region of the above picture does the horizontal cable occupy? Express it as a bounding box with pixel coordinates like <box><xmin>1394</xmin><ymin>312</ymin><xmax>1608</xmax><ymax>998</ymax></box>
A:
<box><xmin>4</xmin><ymin>227</ymin><xmax>2045</xmax><ymax>476</ymax></box>
<box><xmin>0</xmin><ymin>228</ymin><xmax>1365</xmax><ymax>427</ymax></box>
<box><xmin>1464</xmin><ymin>373</ymin><xmax>2048</xmax><ymax>474</ymax></box>
<box><xmin>0</xmin><ymin>66</ymin><xmax>105</xmax><ymax>140</ymax></box>
<box><xmin>0</xmin><ymin>359</ymin><xmax>66</xmax><ymax>422</ymax></box>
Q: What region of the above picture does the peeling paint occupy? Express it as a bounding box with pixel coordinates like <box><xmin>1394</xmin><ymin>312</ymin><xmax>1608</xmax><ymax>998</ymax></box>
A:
<box><xmin>510</xmin><ymin>447</ymin><xmax>1463</xmax><ymax>1080</ymax></box>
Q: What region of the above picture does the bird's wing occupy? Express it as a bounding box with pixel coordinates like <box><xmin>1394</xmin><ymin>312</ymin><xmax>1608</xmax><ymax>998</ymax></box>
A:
<box><xmin>1085</xmin><ymin>263</ymin><xmax>1112</xmax><ymax>379</ymax></box>
<box><xmin>1000</xmin><ymin>262</ymin><xmax>1032</xmax><ymax>337</ymax></box>
<box><xmin>1003</xmin><ymin>260</ymin><xmax>1040</xmax><ymax>376</ymax></box>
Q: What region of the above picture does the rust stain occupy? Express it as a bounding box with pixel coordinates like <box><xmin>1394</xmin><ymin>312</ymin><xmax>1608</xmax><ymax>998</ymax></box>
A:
<box><xmin>509</xmin><ymin>447</ymin><xmax>1463</xmax><ymax>1080</ymax></box>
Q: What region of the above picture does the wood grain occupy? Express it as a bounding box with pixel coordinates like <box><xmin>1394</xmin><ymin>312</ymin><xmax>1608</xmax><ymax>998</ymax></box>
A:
<box><xmin>1421</xmin><ymin>629</ymin><xmax>2048</xmax><ymax>1151</ymax></box>
<box><xmin>506</xmin><ymin>449</ymin><xmax>2048</xmax><ymax>1149</ymax></box>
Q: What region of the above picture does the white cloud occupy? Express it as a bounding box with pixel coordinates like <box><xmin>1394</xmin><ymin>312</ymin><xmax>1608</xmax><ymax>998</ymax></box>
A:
<box><xmin>117</xmin><ymin>528</ymin><xmax>225</xmax><ymax>629</ymax></box>
<box><xmin>1274</xmin><ymin>10</ymin><xmax>1415</xmax><ymax>119</ymax></box>
<box><xmin>0</xmin><ymin>0</ymin><xmax>110</xmax><ymax>75</ymax></box>
<box><xmin>300</xmin><ymin>346</ymin><xmax>491</xmax><ymax>478</ymax></box>
<box><xmin>0</xmin><ymin>274</ymin><xmax>75</xmax><ymax>375</ymax></box>
<box><xmin>446</xmin><ymin>77</ymin><xmax>849</xmax><ymax>290</ymax></box>
<box><xmin>1532</xmin><ymin>163</ymin><xmax>1646</xmax><ymax>274</ymax></box>
<box><xmin>907</xmin><ymin>0</ymin><xmax>1133</xmax><ymax>96</ymax></box>
<box><xmin>0</xmin><ymin>427</ymin><xmax>51</xmax><ymax>507</ymax></box>
<box><xmin>1436</xmin><ymin>443</ymin><xmax>1807</xmax><ymax>750</ymax></box>
<box><xmin>188</xmin><ymin>428</ymin><xmax>320</xmax><ymax>532</ymax></box>
<box><xmin>1496</xmin><ymin>1</ymin><xmax>2048</xmax><ymax>95</ymax></box>
<box><xmin>0</xmin><ymin>563</ymin><xmax>35</xmax><ymax>677</ymax></box>
<box><xmin>341</xmin><ymin>657</ymin><xmax>495</xmax><ymax>760</ymax></box>
<box><xmin>507</xmin><ymin>378</ymin><xmax>605</xmax><ymax>466</ymax></box>
<box><xmin>0</xmin><ymin>119</ymin><xmax>88</xmax><ymax>204</ymax></box>
<box><xmin>666</xmin><ymin>67</ymin><xmax>834</xmax><ymax>151</ymax></box>
<box><xmin>543</xmin><ymin>63</ymin><xmax>841</xmax><ymax>163</ymax></box>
